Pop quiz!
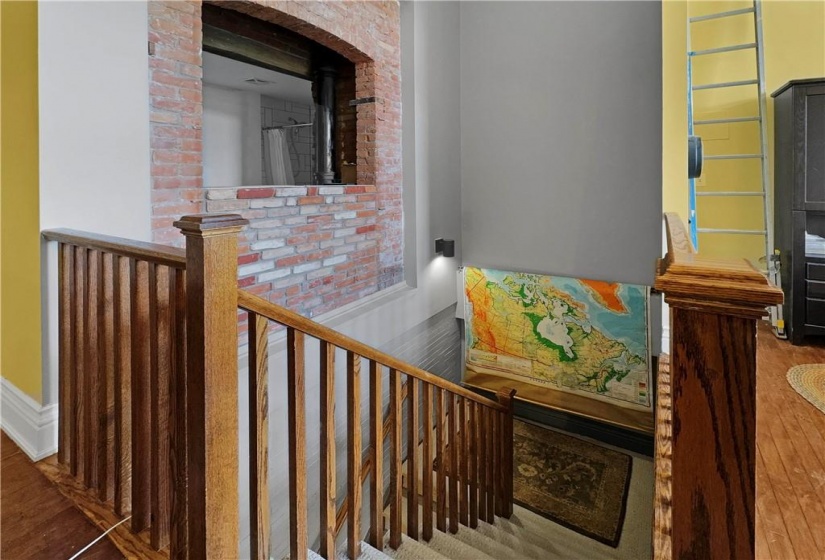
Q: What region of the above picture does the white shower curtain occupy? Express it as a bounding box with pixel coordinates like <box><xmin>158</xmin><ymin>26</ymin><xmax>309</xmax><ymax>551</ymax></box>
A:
<box><xmin>265</xmin><ymin>128</ymin><xmax>294</xmax><ymax>185</ymax></box>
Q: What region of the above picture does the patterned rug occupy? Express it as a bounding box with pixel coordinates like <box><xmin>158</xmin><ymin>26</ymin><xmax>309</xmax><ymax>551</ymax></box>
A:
<box><xmin>513</xmin><ymin>420</ymin><xmax>632</xmax><ymax>548</ymax></box>
<box><xmin>787</xmin><ymin>364</ymin><xmax>825</xmax><ymax>414</ymax></box>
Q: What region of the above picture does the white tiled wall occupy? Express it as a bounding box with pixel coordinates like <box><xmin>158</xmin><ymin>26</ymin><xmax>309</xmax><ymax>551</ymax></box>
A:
<box><xmin>260</xmin><ymin>95</ymin><xmax>315</xmax><ymax>185</ymax></box>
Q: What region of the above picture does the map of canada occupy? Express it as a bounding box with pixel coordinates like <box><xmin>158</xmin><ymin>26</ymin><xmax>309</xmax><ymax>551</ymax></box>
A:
<box><xmin>463</xmin><ymin>267</ymin><xmax>651</xmax><ymax>409</ymax></box>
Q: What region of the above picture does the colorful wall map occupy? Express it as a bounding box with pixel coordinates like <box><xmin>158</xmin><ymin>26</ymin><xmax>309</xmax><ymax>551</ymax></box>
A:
<box><xmin>463</xmin><ymin>267</ymin><xmax>651</xmax><ymax>410</ymax></box>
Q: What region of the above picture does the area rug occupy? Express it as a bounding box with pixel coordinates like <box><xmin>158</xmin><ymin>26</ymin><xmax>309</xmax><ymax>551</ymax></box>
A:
<box><xmin>787</xmin><ymin>364</ymin><xmax>825</xmax><ymax>414</ymax></box>
<box><xmin>513</xmin><ymin>420</ymin><xmax>632</xmax><ymax>548</ymax></box>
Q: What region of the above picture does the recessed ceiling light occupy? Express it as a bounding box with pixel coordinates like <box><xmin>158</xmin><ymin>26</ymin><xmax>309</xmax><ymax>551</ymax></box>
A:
<box><xmin>244</xmin><ymin>78</ymin><xmax>274</xmax><ymax>85</ymax></box>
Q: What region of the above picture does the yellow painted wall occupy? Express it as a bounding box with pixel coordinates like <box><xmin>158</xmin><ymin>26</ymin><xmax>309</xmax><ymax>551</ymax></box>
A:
<box><xmin>663</xmin><ymin>0</ymin><xmax>825</xmax><ymax>263</ymax></box>
<box><xmin>1</xmin><ymin>1</ymin><xmax>42</xmax><ymax>402</ymax></box>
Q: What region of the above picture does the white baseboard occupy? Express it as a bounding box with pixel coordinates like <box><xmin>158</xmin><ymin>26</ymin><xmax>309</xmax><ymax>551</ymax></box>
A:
<box><xmin>1</xmin><ymin>378</ymin><xmax>58</xmax><ymax>461</ymax></box>
<box><xmin>661</xmin><ymin>325</ymin><xmax>671</xmax><ymax>355</ymax></box>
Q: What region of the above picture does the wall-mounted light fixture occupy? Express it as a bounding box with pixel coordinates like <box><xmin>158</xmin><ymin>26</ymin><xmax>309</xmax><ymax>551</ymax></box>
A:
<box><xmin>434</xmin><ymin>238</ymin><xmax>455</xmax><ymax>258</ymax></box>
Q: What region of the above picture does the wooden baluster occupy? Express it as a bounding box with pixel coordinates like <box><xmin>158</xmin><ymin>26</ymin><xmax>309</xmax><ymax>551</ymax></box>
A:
<box><xmin>468</xmin><ymin>401</ymin><xmax>478</xmax><ymax>529</ymax></box>
<box><xmin>347</xmin><ymin>352</ymin><xmax>362</xmax><ymax>560</ymax></box>
<box><xmin>496</xmin><ymin>388</ymin><xmax>516</xmax><ymax>517</ymax></box>
<box><xmin>459</xmin><ymin>398</ymin><xmax>469</xmax><ymax>527</ymax></box>
<box><xmin>435</xmin><ymin>387</ymin><xmax>447</xmax><ymax>533</ymax></box>
<box><xmin>485</xmin><ymin>407</ymin><xmax>495</xmax><ymax>523</ymax></box>
<box><xmin>477</xmin><ymin>403</ymin><xmax>487</xmax><ymax>523</ymax></box>
<box><xmin>448</xmin><ymin>394</ymin><xmax>458</xmax><ymax>534</ymax></box>
<box><xmin>150</xmin><ymin>264</ymin><xmax>172</xmax><ymax>550</ymax></box>
<box><xmin>389</xmin><ymin>368</ymin><xmax>402</xmax><ymax>549</ymax></box>
<box><xmin>407</xmin><ymin>377</ymin><xmax>419</xmax><ymax>540</ymax></box>
<box><xmin>100</xmin><ymin>253</ymin><xmax>116</xmax><ymax>502</ymax></box>
<box><xmin>421</xmin><ymin>383</ymin><xmax>433</xmax><ymax>541</ymax></box>
<box><xmin>85</xmin><ymin>249</ymin><xmax>102</xmax><ymax>490</ymax></box>
<box><xmin>130</xmin><ymin>258</ymin><xmax>151</xmax><ymax>532</ymax></box>
<box><xmin>174</xmin><ymin>214</ymin><xmax>247</xmax><ymax>559</ymax></box>
<box><xmin>319</xmin><ymin>341</ymin><xmax>336</xmax><ymax>559</ymax></box>
<box><xmin>58</xmin><ymin>243</ymin><xmax>74</xmax><ymax>467</ymax></box>
<box><xmin>249</xmin><ymin>312</ymin><xmax>270</xmax><ymax>560</ymax></box>
<box><xmin>114</xmin><ymin>256</ymin><xmax>132</xmax><ymax>517</ymax></box>
<box><xmin>369</xmin><ymin>361</ymin><xmax>384</xmax><ymax>550</ymax></box>
<box><xmin>169</xmin><ymin>268</ymin><xmax>187</xmax><ymax>556</ymax></box>
<box><xmin>72</xmin><ymin>246</ymin><xmax>86</xmax><ymax>479</ymax></box>
<box><xmin>287</xmin><ymin>328</ymin><xmax>307</xmax><ymax>560</ymax></box>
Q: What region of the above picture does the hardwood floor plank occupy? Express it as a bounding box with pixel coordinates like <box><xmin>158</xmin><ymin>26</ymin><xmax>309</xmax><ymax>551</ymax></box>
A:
<box><xmin>1</xmin><ymin>432</ymin><xmax>125</xmax><ymax>560</ymax></box>
<box><xmin>756</xmin><ymin>446</ymin><xmax>797</xmax><ymax>560</ymax></box>
<box><xmin>758</xmin><ymin>424</ymin><xmax>819</xmax><ymax>556</ymax></box>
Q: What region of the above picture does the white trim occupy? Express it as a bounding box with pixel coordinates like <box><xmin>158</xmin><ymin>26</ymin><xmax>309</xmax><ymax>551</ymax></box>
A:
<box><xmin>1</xmin><ymin>378</ymin><xmax>58</xmax><ymax>461</ymax></box>
<box><xmin>661</xmin><ymin>324</ymin><xmax>671</xmax><ymax>355</ymax></box>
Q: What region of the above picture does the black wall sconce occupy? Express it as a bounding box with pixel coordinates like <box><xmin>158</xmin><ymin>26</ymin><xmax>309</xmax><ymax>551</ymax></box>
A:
<box><xmin>434</xmin><ymin>238</ymin><xmax>455</xmax><ymax>258</ymax></box>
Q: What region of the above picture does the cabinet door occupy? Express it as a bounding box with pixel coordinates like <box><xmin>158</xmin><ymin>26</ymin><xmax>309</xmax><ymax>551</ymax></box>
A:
<box><xmin>801</xmin><ymin>86</ymin><xmax>825</xmax><ymax>210</ymax></box>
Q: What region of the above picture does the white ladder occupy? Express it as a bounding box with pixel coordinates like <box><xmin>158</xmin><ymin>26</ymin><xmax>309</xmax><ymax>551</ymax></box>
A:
<box><xmin>687</xmin><ymin>0</ymin><xmax>785</xmax><ymax>337</ymax></box>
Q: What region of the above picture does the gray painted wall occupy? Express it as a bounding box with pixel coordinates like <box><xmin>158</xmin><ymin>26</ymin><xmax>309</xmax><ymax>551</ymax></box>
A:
<box><xmin>459</xmin><ymin>1</ymin><xmax>662</xmax><ymax>288</ymax></box>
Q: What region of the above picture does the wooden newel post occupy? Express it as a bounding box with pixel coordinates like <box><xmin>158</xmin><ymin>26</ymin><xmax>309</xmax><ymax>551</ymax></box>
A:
<box><xmin>173</xmin><ymin>214</ymin><xmax>248</xmax><ymax>559</ymax></box>
<box><xmin>654</xmin><ymin>213</ymin><xmax>782</xmax><ymax>560</ymax></box>
<box><xmin>496</xmin><ymin>387</ymin><xmax>517</xmax><ymax>518</ymax></box>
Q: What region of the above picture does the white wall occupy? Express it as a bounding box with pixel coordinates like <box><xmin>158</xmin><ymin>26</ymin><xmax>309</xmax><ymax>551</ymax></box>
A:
<box><xmin>459</xmin><ymin>1</ymin><xmax>663</xmax><ymax>288</ymax></box>
<box><xmin>202</xmin><ymin>84</ymin><xmax>262</xmax><ymax>187</ymax></box>
<box><xmin>38</xmin><ymin>0</ymin><xmax>152</xmax><ymax>404</ymax></box>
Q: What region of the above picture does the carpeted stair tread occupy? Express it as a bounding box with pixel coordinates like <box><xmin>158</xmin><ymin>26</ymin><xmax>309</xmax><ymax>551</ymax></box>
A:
<box><xmin>417</xmin><ymin>528</ymin><xmax>499</xmax><ymax>560</ymax></box>
<box><xmin>449</xmin><ymin>521</ymin><xmax>545</xmax><ymax>560</ymax></box>
<box><xmin>383</xmin><ymin>534</ymin><xmax>452</xmax><ymax>560</ymax></box>
<box><xmin>472</xmin><ymin>518</ymin><xmax>556</xmax><ymax>560</ymax></box>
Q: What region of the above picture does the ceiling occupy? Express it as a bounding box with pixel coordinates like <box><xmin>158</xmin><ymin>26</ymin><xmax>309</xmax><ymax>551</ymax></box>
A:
<box><xmin>202</xmin><ymin>51</ymin><xmax>313</xmax><ymax>105</ymax></box>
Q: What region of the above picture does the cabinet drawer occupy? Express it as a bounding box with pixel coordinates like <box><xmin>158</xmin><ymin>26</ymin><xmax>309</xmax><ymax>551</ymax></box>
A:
<box><xmin>807</xmin><ymin>297</ymin><xmax>825</xmax><ymax>327</ymax></box>
<box><xmin>808</xmin><ymin>262</ymin><xmax>825</xmax><ymax>281</ymax></box>
<box><xmin>808</xmin><ymin>280</ymin><xmax>825</xmax><ymax>299</ymax></box>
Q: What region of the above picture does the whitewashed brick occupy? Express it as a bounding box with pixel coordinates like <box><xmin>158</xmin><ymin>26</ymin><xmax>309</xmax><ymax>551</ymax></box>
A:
<box><xmin>300</xmin><ymin>205</ymin><xmax>320</xmax><ymax>215</ymax></box>
<box><xmin>334</xmin><ymin>227</ymin><xmax>357</xmax><ymax>238</ymax></box>
<box><xmin>206</xmin><ymin>199</ymin><xmax>249</xmax><ymax>212</ymax></box>
<box><xmin>334</xmin><ymin>244</ymin><xmax>356</xmax><ymax>256</ymax></box>
<box><xmin>206</xmin><ymin>188</ymin><xmax>237</xmax><ymax>200</ymax></box>
<box><xmin>323</xmin><ymin>255</ymin><xmax>347</xmax><ymax>267</ymax></box>
<box><xmin>334</xmin><ymin>211</ymin><xmax>357</xmax><ymax>220</ymax></box>
<box><xmin>250</xmin><ymin>199</ymin><xmax>285</xmax><ymax>209</ymax></box>
<box><xmin>271</xmin><ymin>274</ymin><xmax>306</xmax><ymax>289</ymax></box>
<box><xmin>251</xmin><ymin>219</ymin><xmax>284</xmax><ymax>229</ymax></box>
<box><xmin>276</xmin><ymin>187</ymin><xmax>307</xmax><ymax>196</ymax></box>
<box><xmin>307</xmin><ymin>266</ymin><xmax>335</xmax><ymax>280</ymax></box>
<box><xmin>262</xmin><ymin>246</ymin><xmax>295</xmax><ymax>260</ymax></box>
<box><xmin>251</xmin><ymin>239</ymin><xmax>286</xmax><ymax>251</ymax></box>
<box><xmin>293</xmin><ymin>261</ymin><xmax>321</xmax><ymax>274</ymax></box>
<box><xmin>239</xmin><ymin>261</ymin><xmax>275</xmax><ymax>277</ymax></box>
<box><xmin>319</xmin><ymin>187</ymin><xmax>344</xmax><ymax>195</ymax></box>
<box><xmin>258</xmin><ymin>268</ymin><xmax>291</xmax><ymax>282</ymax></box>
<box><xmin>320</xmin><ymin>239</ymin><xmax>345</xmax><ymax>249</ymax></box>
<box><xmin>285</xmin><ymin>216</ymin><xmax>307</xmax><ymax>226</ymax></box>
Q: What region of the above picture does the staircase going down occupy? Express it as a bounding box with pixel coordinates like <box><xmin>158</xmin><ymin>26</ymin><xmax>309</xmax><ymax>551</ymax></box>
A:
<box><xmin>312</xmin><ymin>497</ymin><xmax>641</xmax><ymax>560</ymax></box>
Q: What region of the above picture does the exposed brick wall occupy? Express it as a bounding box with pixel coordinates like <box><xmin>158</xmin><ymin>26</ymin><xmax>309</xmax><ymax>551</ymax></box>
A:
<box><xmin>207</xmin><ymin>185</ymin><xmax>379</xmax><ymax>319</ymax></box>
<box><xmin>148</xmin><ymin>1</ymin><xmax>205</xmax><ymax>245</ymax></box>
<box><xmin>148</xmin><ymin>0</ymin><xmax>403</xmax><ymax>315</ymax></box>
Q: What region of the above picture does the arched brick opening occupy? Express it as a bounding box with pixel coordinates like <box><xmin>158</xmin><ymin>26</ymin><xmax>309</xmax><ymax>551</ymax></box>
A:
<box><xmin>148</xmin><ymin>1</ymin><xmax>402</xmax><ymax>318</ymax></box>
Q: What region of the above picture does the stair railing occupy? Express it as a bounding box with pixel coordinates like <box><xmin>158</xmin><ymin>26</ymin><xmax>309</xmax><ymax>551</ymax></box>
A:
<box><xmin>654</xmin><ymin>213</ymin><xmax>782</xmax><ymax>560</ymax></box>
<box><xmin>43</xmin><ymin>214</ymin><xmax>516</xmax><ymax>560</ymax></box>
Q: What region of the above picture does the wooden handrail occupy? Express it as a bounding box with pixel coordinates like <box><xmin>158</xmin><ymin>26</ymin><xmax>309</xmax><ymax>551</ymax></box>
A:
<box><xmin>43</xmin><ymin>228</ymin><xmax>186</xmax><ymax>269</ymax></box>
<box><xmin>237</xmin><ymin>290</ymin><xmax>507</xmax><ymax>412</ymax></box>
<box><xmin>46</xmin><ymin>215</ymin><xmax>517</xmax><ymax>560</ymax></box>
<box><xmin>654</xmin><ymin>213</ymin><xmax>782</xmax><ymax>560</ymax></box>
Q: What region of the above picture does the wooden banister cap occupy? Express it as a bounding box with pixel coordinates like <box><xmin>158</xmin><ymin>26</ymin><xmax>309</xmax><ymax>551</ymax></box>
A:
<box><xmin>173</xmin><ymin>214</ymin><xmax>249</xmax><ymax>236</ymax></box>
<box><xmin>655</xmin><ymin>213</ymin><xmax>783</xmax><ymax>318</ymax></box>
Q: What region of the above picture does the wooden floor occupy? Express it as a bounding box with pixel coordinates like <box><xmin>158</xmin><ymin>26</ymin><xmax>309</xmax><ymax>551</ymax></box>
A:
<box><xmin>1</xmin><ymin>432</ymin><xmax>123</xmax><ymax>559</ymax></box>
<box><xmin>755</xmin><ymin>322</ymin><xmax>825</xmax><ymax>560</ymax></box>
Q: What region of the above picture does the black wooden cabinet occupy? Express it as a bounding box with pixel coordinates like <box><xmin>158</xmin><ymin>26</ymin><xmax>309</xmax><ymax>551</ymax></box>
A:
<box><xmin>772</xmin><ymin>78</ymin><xmax>825</xmax><ymax>344</ymax></box>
